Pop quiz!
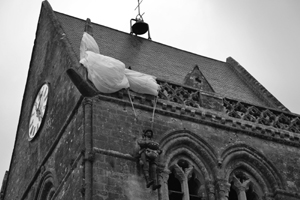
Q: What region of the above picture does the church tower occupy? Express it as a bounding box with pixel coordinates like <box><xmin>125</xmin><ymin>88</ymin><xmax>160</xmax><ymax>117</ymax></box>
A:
<box><xmin>1</xmin><ymin>1</ymin><xmax>300</xmax><ymax>200</ymax></box>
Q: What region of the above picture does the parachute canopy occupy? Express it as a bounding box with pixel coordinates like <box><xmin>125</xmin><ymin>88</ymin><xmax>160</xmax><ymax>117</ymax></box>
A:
<box><xmin>79</xmin><ymin>32</ymin><xmax>160</xmax><ymax>95</ymax></box>
<box><xmin>125</xmin><ymin>69</ymin><xmax>160</xmax><ymax>96</ymax></box>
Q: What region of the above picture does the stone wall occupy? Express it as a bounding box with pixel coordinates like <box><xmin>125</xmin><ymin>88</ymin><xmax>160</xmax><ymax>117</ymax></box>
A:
<box><xmin>3</xmin><ymin>3</ymin><xmax>83</xmax><ymax>199</ymax></box>
<box><xmin>90</xmin><ymin>94</ymin><xmax>300</xmax><ymax>200</ymax></box>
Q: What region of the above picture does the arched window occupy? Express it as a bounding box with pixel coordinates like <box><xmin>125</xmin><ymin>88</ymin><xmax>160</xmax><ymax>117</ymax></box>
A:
<box><xmin>228</xmin><ymin>170</ymin><xmax>262</xmax><ymax>200</ymax></box>
<box><xmin>188</xmin><ymin>172</ymin><xmax>201</xmax><ymax>199</ymax></box>
<box><xmin>228</xmin><ymin>183</ymin><xmax>238</xmax><ymax>200</ymax></box>
<box><xmin>168</xmin><ymin>169</ymin><xmax>183</xmax><ymax>200</ymax></box>
<box><xmin>35</xmin><ymin>170</ymin><xmax>57</xmax><ymax>200</ymax></box>
<box><xmin>246</xmin><ymin>185</ymin><xmax>260</xmax><ymax>200</ymax></box>
<box><xmin>168</xmin><ymin>159</ymin><xmax>202</xmax><ymax>200</ymax></box>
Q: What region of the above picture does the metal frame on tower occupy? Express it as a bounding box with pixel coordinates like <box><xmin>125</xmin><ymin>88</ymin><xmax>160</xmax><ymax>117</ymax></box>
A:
<box><xmin>130</xmin><ymin>0</ymin><xmax>151</xmax><ymax>40</ymax></box>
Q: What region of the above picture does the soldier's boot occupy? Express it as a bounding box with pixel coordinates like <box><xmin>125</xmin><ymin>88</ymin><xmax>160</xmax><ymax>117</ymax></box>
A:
<box><xmin>152</xmin><ymin>179</ymin><xmax>161</xmax><ymax>190</ymax></box>
<box><xmin>151</xmin><ymin>172</ymin><xmax>161</xmax><ymax>190</ymax></box>
<box><xmin>144</xmin><ymin>171</ymin><xmax>154</xmax><ymax>188</ymax></box>
<box><xmin>146</xmin><ymin>176</ymin><xmax>154</xmax><ymax>188</ymax></box>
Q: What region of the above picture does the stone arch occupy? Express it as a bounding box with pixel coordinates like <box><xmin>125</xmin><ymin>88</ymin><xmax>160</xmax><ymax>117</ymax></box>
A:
<box><xmin>159</xmin><ymin>129</ymin><xmax>218</xmax><ymax>180</ymax></box>
<box><xmin>167</xmin><ymin>148</ymin><xmax>213</xmax><ymax>183</ymax></box>
<box><xmin>158</xmin><ymin>129</ymin><xmax>218</xmax><ymax>200</ymax></box>
<box><xmin>220</xmin><ymin>143</ymin><xmax>285</xmax><ymax>195</ymax></box>
<box><xmin>34</xmin><ymin>169</ymin><xmax>58</xmax><ymax>200</ymax></box>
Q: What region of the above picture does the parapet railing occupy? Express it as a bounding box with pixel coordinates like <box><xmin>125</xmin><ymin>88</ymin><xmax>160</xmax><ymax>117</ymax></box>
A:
<box><xmin>156</xmin><ymin>79</ymin><xmax>300</xmax><ymax>134</ymax></box>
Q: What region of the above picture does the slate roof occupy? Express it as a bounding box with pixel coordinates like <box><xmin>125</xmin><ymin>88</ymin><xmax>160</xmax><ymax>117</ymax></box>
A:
<box><xmin>45</xmin><ymin>2</ymin><xmax>287</xmax><ymax>111</ymax></box>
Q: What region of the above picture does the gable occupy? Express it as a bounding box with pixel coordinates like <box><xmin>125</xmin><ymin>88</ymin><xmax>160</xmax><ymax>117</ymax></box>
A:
<box><xmin>183</xmin><ymin>65</ymin><xmax>214</xmax><ymax>93</ymax></box>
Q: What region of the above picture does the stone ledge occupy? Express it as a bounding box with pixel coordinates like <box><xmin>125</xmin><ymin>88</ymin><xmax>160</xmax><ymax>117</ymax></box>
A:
<box><xmin>92</xmin><ymin>91</ymin><xmax>300</xmax><ymax>148</ymax></box>
<box><xmin>93</xmin><ymin>147</ymin><xmax>136</xmax><ymax>161</ymax></box>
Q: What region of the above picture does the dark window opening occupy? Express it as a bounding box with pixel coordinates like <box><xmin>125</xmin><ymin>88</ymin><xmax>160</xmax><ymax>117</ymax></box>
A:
<box><xmin>40</xmin><ymin>181</ymin><xmax>54</xmax><ymax>200</ymax></box>
<box><xmin>195</xmin><ymin>77</ymin><xmax>202</xmax><ymax>84</ymax></box>
<box><xmin>168</xmin><ymin>169</ymin><xmax>183</xmax><ymax>200</ymax></box>
<box><xmin>189</xmin><ymin>172</ymin><xmax>201</xmax><ymax>200</ymax></box>
<box><xmin>188</xmin><ymin>172</ymin><xmax>200</xmax><ymax>195</ymax></box>
<box><xmin>177</xmin><ymin>159</ymin><xmax>189</xmax><ymax>171</ymax></box>
<box><xmin>228</xmin><ymin>184</ymin><xmax>238</xmax><ymax>200</ymax></box>
<box><xmin>246</xmin><ymin>185</ymin><xmax>259</xmax><ymax>200</ymax></box>
<box><xmin>169</xmin><ymin>191</ymin><xmax>184</xmax><ymax>200</ymax></box>
<box><xmin>47</xmin><ymin>188</ymin><xmax>55</xmax><ymax>200</ymax></box>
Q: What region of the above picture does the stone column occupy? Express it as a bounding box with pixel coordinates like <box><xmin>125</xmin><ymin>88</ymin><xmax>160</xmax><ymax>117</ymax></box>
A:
<box><xmin>231</xmin><ymin>175</ymin><xmax>251</xmax><ymax>200</ymax></box>
<box><xmin>159</xmin><ymin>169</ymin><xmax>171</xmax><ymax>200</ymax></box>
<box><xmin>173</xmin><ymin>164</ymin><xmax>188</xmax><ymax>200</ymax></box>
<box><xmin>83</xmin><ymin>98</ymin><xmax>93</xmax><ymax>200</ymax></box>
<box><xmin>207</xmin><ymin>183</ymin><xmax>216</xmax><ymax>200</ymax></box>
<box><xmin>216</xmin><ymin>180</ymin><xmax>231</xmax><ymax>200</ymax></box>
<box><xmin>183</xmin><ymin>166</ymin><xmax>194</xmax><ymax>200</ymax></box>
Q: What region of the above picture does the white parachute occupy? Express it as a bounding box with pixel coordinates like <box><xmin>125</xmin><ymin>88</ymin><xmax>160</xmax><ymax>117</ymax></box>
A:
<box><xmin>79</xmin><ymin>32</ymin><xmax>159</xmax><ymax>95</ymax></box>
<box><xmin>125</xmin><ymin>69</ymin><xmax>160</xmax><ymax>96</ymax></box>
<box><xmin>80</xmin><ymin>51</ymin><xmax>129</xmax><ymax>93</ymax></box>
<box><xmin>80</xmin><ymin>32</ymin><xmax>100</xmax><ymax>60</ymax></box>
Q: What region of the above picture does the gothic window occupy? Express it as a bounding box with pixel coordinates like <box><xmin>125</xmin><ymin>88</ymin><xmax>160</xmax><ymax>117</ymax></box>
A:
<box><xmin>168</xmin><ymin>169</ymin><xmax>184</xmax><ymax>200</ymax></box>
<box><xmin>37</xmin><ymin>180</ymin><xmax>55</xmax><ymax>200</ymax></box>
<box><xmin>168</xmin><ymin>159</ymin><xmax>202</xmax><ymax>200</ymax></box>
<box><xmin>35</xmin><ymin>170</ymin><xmax>56</xmax><ymax>200</ymax></box>
<box><xmin>228</xmin><ymin>170</ymin><xmax>262</xmax><ymax>200</ymax></box>
<box><xmin>228</xmin><ymin>184</ymin><xmax>238</xmax><ymax>200</ymax></box>
<box><xmin>188</xmin><ymin>172</ymin><xmax>201</xmax><ymax>200</ymax></box>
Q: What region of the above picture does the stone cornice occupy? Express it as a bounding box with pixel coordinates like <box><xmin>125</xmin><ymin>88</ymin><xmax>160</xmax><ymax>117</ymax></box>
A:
<box><xmin>93</xmin><ymin>147</ymin><xmax>135</xmax><ymax>161</ymax></box>
<box><xmin>67</xmin><ymin>65</ymin><xmax>300</xmax><ymax>147</ymax></box>
<box><xmin>92</xmin><ymin>81</ymin><xmax>300</xmax><ymax>148</ymax></box>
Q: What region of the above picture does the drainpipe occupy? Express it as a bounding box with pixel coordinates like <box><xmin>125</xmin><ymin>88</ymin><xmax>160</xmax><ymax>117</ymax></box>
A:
<box><xmin>83</xmin><ymin>98</ymin><xmax>93</xmax><ymax>200</ymax></box>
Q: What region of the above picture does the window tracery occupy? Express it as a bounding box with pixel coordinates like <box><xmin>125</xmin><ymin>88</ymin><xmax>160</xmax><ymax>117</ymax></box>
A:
<box><xmin>167</xmin><ymin>159</ymin><xmax>202</xmax><ymax>200</ymax></box>
<box><xmin>228</xmin><ymin>170</ymin><xmax>262</xmax><ymax>200</ymax></box>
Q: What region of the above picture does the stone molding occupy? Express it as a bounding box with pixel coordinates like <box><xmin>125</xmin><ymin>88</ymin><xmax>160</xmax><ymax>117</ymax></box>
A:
<box><xmin>159</xmin><ymin>130</ymin><xmax>218</xmax><ymax>180</ymax></box>
<box><xmin>93</xmin><ymin>89</ymin><xmax>300</xmax><ymax>148</ymax></box>
<box><xmin>93</xmin><ymin>147</ymin><xmax>136</xmax><ymax>161</ymax></box>
<box><xmin>220</xmin><ymin>143</ymin><xmax>284</xmax><ymax>191</ymax></box>
<box><xmin>34</xmin><ymin>168</ymin><xmax>58</xmax><ymax>200</ymax></box>
<box><xmin>224</xmin><ymin>98</ymin><xmax>300</xmax><ymax>135</ymax></box>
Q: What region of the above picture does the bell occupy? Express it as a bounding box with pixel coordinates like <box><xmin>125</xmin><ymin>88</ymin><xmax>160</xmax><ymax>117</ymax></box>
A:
<box><xmin>132</xmin><ymin>20</ymin><xmax>149</xmax><ymax>35</ymax></box>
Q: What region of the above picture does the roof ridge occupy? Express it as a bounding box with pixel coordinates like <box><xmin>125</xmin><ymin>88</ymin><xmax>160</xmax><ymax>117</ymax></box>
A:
<box><xmin>226</xmin><ymin>57</ymin><xmax>289</xmax><ymax>112</ymax></box>
<box><xmin>53</xmin><ymin>10</ymin><xmax>227</xmax><ymax>65</ymax></box>
<box><xmin>43</xmin><ymin>1</ymin><xmax>81</xmax><ymax>66</ymax></box>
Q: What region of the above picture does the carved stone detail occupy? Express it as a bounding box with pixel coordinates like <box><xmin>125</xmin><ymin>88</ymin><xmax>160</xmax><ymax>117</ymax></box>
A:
<box><xmin>224</xmin><ymin>98</ymin><xmax>300</xmax><ymax>133</ymax></box>
<box><xmin>173</xmin><ymin>164</ymin><xmax>186</xmax><ymax>182</ymax></box>
<box><xmin>231</xmin><ymin>174</ymin><xmax>251</xmax><ymax>200</ymax></box>
<box><xmin>216</xmin><ymin>179</ymin><xmax>231</xmax><ymax>200</ymax></box>
<box><xmin>158</xmin><ymin>81</ymin><xmax>201</xmax><ymax>109</ymax></box>
<box><xmin>207</xmin><ymin>183</ymin><xmax>216</xmax><ymax>200</ymax></box>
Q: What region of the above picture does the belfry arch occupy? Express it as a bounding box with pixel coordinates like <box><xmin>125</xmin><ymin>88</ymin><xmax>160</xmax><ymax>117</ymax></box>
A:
<box><xmin>219</xmin><ymin>143</ymin><xmax>285</xmax><ymax>200</ymax></box>
<box><xmin>158</xmin><ymin>129</ymin><xmax>218</xmax><ymax>200</ymax></box>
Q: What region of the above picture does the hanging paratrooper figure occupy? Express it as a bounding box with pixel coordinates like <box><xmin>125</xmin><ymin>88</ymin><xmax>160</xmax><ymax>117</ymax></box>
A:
<box><xmin>137</xmin><ymin>129</ymin><xmax>162</xmax><ymax>190</ymax></box>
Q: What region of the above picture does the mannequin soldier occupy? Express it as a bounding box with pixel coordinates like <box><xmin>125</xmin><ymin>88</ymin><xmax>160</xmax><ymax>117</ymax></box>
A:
<box><xmin>137</xmin><ymin>129</ymin><xmax>162</xmax><ymax>190</ymax></box>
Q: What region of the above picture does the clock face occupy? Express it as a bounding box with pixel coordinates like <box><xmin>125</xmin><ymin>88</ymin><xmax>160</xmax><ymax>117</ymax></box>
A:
<box><xmin>28</xmin><ymin>84</ymin><xmax>49</xmax><ymax>140</ymax></box>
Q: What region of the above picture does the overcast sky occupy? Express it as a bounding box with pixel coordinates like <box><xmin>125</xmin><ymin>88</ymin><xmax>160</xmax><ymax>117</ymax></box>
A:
<box><xmin>0</xmin><ymin>0</ymin><xmax>299</xmax><ymax>184</ymax></box>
